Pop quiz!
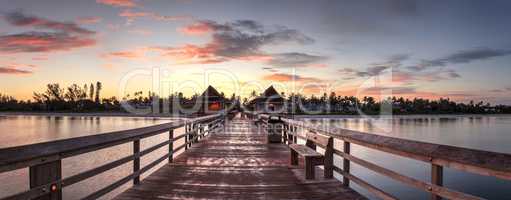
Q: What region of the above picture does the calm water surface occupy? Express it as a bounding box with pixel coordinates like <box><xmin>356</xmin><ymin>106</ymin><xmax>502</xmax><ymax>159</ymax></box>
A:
<box><xmin>300</xmin><ymin>115</ymin><xmax>511</xmax><ymax>199</ymax></box>
<box><xmin>0</xmin><ymin>115</ymin><xmax>188</xmax><ymax>200</ymax></box>
<box><xmin>1</xmin><ymin>114</ymin><xmax>510</xmax><ymax>199</ymax></box>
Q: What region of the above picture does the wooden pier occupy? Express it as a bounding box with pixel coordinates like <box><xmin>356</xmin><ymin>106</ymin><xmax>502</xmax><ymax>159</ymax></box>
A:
<box><xmin>1</xmin><ymin>111</ymin><xmax>511</xmax><ymax>200</ymax></box>
<box><xmin>115</xmin><ymin>117</ymin><xmax>364</xmax><ymax>199</ymax></box>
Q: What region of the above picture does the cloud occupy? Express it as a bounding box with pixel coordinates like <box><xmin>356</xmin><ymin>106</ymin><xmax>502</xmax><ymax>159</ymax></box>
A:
<box><xmin>262</xmin><ymin>73</ymin><xmax>322</xmax><ymax>83</ymax></box>
<box><xmin>96</xmin><ymin>0</ymin><xmax>137</xmax><ymax>8</ymax></box>
<box><xmin>340</xmin><ymin>54</ymin><xmax>409</xmax><ymax>79</ymax></box>
<box><xmin>0</xmin><ymin>32</ymin><xmax>95</xmax><ymax>53</ymax></box>
<box><xmin>268</xmin><ymin>53</ymin><xmax>327</xmax><ymax>68</ymax></box>
<box><xmin>154</xmin><ymin>19</ymin><xmax>319</xmax><ymax>66</ymax></box>
<box><xmin>4</xmin><ymin>11</ymin><xmax>94</xmax><ymax>35</ymax></box>
<box><xmin>339</xmin><ymin>65</ymin><xmax>391</xmax><ymax>78</ymax></box>
<box><xmin>370</xmin><ymin>54</ymin><xmax>409</xmax><ymax>68</ymax></box>
<box><xmin>361</xmin><ymin>86</ymin><xmax>417</xmax><ymax>95</ymax></box>
<box><xmin>119</xmin><ymin>9</ymin><xmax>192</xmax><ymax>25</ymax></box>
<box><xmin>128</xmin><ymin>29</ymin><xmax>152</xmax><ymax>36</ymax></box>
<box><xmin>0</xmin><ymin>11</ymin><xmax>96</xmax><ymax>54</ymax></box>
<box><xmin>0</xmin><ymin>66</ymin><xmax>33</xmax><ymax>75</ymax></box>
<box><xmin>178</xmin><ymin>21</ymin><xmax>214</xmax><ymax>35</ymax></box>
<box><xmin>76</xmin><ymin>17</ymin><xmax>102</xmax><ymax>24</ymax></box>
<box><xmin>408</xmin><ymin>48</ymin><xmax>511</xmax><ymax>71</ymax></box>
<box><xmin>102</xmin><ymin>49</ymin><xmax>146</xmax><ymax>59</ymax></box>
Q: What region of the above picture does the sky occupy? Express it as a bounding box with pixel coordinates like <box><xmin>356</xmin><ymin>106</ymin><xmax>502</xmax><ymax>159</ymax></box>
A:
<box><xmin>1</xmin><ymin>0</ymin><xmax>511</xmax><ymax>104</ymax></box>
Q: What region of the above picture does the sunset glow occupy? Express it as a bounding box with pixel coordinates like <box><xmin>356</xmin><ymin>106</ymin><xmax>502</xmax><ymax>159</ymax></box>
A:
<box><xmin>1</xmin><ymin>0</ymin><xmax>511</xmax><ymax>104</ymax></box>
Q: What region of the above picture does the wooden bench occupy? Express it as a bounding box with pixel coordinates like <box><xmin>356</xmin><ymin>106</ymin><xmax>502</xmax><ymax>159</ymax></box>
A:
<box><xmin>289</xmin><ymin>132</ymin><xmax>334</xmax><ymax>180</ymax></box>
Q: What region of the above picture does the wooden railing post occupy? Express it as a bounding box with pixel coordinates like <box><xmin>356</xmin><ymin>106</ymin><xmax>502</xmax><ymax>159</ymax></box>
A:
<box><xmin>185</xmin><ymin>124</ymin><xmax>189</xmax><ymax>150</ymax></box>
<box><xmin>193</xmin><ymin>123</ymin><xmax>199</xmax><ymax>143</ymax></box>
<box><xmin>169</xmin><ymin>129</ymin><xmax>174</xmax><ymax>163</ymax></box>
<box><xmin>133</xmin><ymin>139</ymin><xmax>140</xmax><ymax>185</ymax></box>
<box><xmin>343</xmin><ymin>141</ymin><xmax>351</xmax><ymax>187</ymax></box>
<box><xmin>293</xmin><ymin>126</ymin><xmax>297</xmax><ymax>143</ymax></box>
<box><xmin>29</xmin><ymin>160</ymin><xmax>62</xmax><ymax>200</ymax></box>
<box><xmin>431</xmin><ymin>164</ymin><xmax>443</xmax><ymax>200</ymax></box>
<box><xmin>283</xmin><ymin>124</ymin><xmax>288</xmax><ymax>144</ymax></box>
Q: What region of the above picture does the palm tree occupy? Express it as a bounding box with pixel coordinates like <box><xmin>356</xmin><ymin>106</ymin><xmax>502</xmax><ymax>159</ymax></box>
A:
<box><xmin>95</xmin><ymin>81</ymin><xmax>102</xmax><ymax>103</ymax></box>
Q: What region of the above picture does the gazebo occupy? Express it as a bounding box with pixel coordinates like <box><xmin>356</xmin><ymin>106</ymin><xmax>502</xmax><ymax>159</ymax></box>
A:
<box><xmin>247</xmin><ymin>86</ymin><xmax>284</xmax><ymax>113</ymax></box>
<box><xmin>198</xmin><ymin>85</ymin><xmax>225</xmax><ymax>114</ymax></box>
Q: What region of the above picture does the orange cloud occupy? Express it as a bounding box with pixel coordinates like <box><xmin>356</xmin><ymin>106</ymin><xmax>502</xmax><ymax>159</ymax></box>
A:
<box><xmin>237</xmin><ymin>55</ymin><xmax>273</xmax><ymax>62</ymax></box>
<box><xmin>96</xmin><ymin>0</ymin><xmax>137</xmax><ymax>7</ymax></box>
<box><xmin>76</xmin><ymin>17</ymin><xmax>102</xmax><ymax>24</ymax></box>
<box><xmin>102</xmin><ymin>49</ymin><xmax>145</xmax><ymax>59</ymax></box>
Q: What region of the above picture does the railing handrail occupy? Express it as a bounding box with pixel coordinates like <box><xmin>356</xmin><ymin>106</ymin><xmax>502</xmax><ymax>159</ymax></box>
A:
<box><xmin>277</xmin><ymin>116</ymin><xmax>511</xmax><ymax>180</ymax></box>
<box><xmin>0</xmin><ymin>112</ymin><xmax>228</xmax><ymax>200</ymax></box>
<box><xmin>0</xmin><ymin>113</ymin><xmax>221</xmax><ymax>173</ymax></box>
<box><xmin>251</xmin><ymin>112</ymin><xmax>511</xmax><ymax>200</ymax></box>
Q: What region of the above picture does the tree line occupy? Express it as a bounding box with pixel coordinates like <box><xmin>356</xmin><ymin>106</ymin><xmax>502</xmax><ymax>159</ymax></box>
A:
<box><xmin>1</xmin><ymin>83</ymin><xmax>511</xmax><ymax>114</ymax></box>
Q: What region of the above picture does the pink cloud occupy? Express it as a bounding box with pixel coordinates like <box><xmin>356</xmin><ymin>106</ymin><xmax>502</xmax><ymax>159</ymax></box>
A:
<box><xmin>150</xmin><ymin>44</ymin><xmax>225</xmax><ymax>64</ymax></box>
<box><xmin>0</xmin><ymin>67</ymin><xmax>33</xmax><ymax>75</ymax></box>
<box><xmin>178</xmin><ymin>21</ymin><xmax>214</xmax><ymax>35</ymax></box>
<box><xmin>0</xmin><ymin>11</ymin><xmax>96</xmax><ymax>54</ymax></box>
<box><xmin>96</xmin><ymin>0</ymin><xmax>137</xmax><ymax>8</ymax></box>
<box><xmin>0</xmin><ymin>32</ymin><xmax>95</xmax><ymax>53</ymax></box>
<box><xmin>262</xmin><ymin>73</ymin><xmax>322</xmax><ymax>83</ymax></box>
<box><xmin>4</xmin><ymin>11</ymin><xmax>94</xmax><ymax>35</ymax></box>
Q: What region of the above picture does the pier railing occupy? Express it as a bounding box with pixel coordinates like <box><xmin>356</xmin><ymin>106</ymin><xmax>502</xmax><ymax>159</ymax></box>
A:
<box><xmin>0</xmin><ymin>113</ymin><xmax>227</xmax><ymax>200</ymax></box>
<box><xmin>251</xmin><ymin>113</ymin><xmax>511</xmax><ymax>200</ymax></box>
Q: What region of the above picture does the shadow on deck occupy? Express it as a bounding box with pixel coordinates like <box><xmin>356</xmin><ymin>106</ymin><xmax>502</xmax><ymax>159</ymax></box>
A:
<box><xmin>115</xmin><ymin>117</ymin><xmax>365</xmax><ymax>200</ymax></box>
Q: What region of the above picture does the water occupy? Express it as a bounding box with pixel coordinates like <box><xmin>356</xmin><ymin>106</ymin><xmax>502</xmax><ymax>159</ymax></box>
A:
<box><xmin>0</xmin><ymin>115</ymin><xmax>188</xmax><ymax>200</ymax></box>
<box><xmin>1</xmin><ymin>114</ymin><xmax>510</xmax><ymax>199</ymax></box>
<box><xmin>299</xmin><ymin>115</ymin><xmax>511</xmax><ymax>199</ymax></box>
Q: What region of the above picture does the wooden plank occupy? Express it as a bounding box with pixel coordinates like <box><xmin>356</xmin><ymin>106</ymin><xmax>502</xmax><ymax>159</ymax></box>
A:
<box><xmin>306</xmin><ymin>132</ymin><xmax>330</xmax><ymax>148</ymax></box>
<box><xmin>115</xmin><ymin>116</ymin><xmax>365</xmax><ymax>200</ymax></box>
<box><xmin>289</xmin><ymin>144</ymin><xmax>322</xmax><ymax>157</ymax></box>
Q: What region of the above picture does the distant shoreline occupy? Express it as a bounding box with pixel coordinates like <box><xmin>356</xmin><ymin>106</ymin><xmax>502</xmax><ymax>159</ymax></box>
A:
<box><xmin>0</xmin><ymin>112</ymin><xmax>185</xmax><ymax>119</ymax></box>
<box><xmin>2</xmin><ymin>111</ymin><xmax>510</xmax><ymax>119</ymax></box>
<box><xmin>293</xmin><ymin>113</ymin><xmax>511</xmax><ymax>119</ymax></box>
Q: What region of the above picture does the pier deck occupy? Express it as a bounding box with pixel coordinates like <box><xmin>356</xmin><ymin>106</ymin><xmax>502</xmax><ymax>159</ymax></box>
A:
<box><xmin>115</xmin><ymin>117</ymin><xmax>364</xmax><ymax>200</ymax></box>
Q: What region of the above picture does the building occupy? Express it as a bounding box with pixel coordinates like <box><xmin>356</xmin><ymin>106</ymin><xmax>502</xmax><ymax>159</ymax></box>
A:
<box><xmin>247</xmin><ymin>86</ymin><xmax>285</xmax><ymax>113</ymax></box>
<box><xmin>198</xmin><ymin>85</ymin><xmax>225</xmax><ymax>114</ymax></box>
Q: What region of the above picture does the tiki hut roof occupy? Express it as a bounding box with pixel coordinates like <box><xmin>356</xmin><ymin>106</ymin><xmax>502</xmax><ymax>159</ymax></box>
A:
<box><xmin>200</xmin><ymin>85</ymin><xmax>224</xmax><ymax>101</ymax></box>
<box><xmin>248</xmin><ymin>86</ymin><xmax>284</xmax><ymax>105</ymax></box>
